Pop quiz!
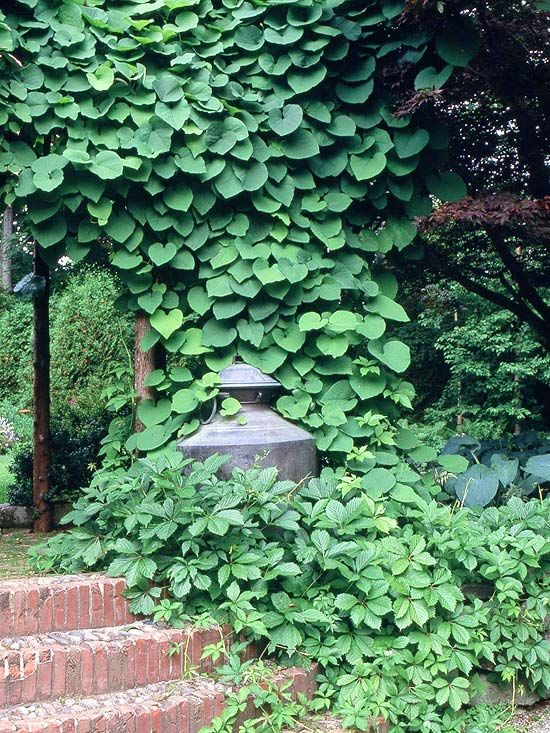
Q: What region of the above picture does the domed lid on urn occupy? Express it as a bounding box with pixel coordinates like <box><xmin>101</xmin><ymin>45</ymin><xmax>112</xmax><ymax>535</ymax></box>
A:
<box><xmin>218</xmin><ymin>362</ymin><xmax>280</xmax><ymax>403</ymax></box>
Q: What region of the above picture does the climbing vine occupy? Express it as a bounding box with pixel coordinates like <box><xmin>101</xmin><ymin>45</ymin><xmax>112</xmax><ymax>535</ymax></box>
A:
<box><xmin>0</xmin><ymin>0</ymin><xmax>473</xmax><ymax>463</ymax></box>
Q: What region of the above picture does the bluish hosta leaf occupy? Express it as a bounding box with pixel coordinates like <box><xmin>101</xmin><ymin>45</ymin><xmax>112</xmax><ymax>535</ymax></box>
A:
<box><xmin>454</xmin><ymin>465</ymin><xmax>499</xmax><ymax>507</ymax></box>
<box><xmin>525</xmin><ymin>454</ymin><xmax>550</xmax><ymax>482</ymax></box>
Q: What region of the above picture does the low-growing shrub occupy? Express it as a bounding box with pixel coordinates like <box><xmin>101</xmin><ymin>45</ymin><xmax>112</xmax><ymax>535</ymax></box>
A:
<box><xmin>31</xmin><ymin>450</ymin><xmax>549</xmax><ymax>732</ymax></box>
<box><xmin>8</xmin><ymin>413</ymin><xmax>111</xmax><ymax>505</ymax></box>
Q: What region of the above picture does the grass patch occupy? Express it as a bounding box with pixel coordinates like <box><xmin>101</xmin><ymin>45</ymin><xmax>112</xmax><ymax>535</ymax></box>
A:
<box><xmin>0</xmin><ymin>453</ymin><xmax>14</xmax><ymax>503</ymax></box>
<box><xmin>0</xmin><ymin>529</ymin><xmax>48</xmax><ymax>579</ymax></box>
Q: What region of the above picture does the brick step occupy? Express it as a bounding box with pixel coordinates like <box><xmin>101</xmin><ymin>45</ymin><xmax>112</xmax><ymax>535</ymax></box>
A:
<box><xmin>0</xmin><ymin>667</ymin><xmax>316</xmax><ymax>732</ymax></box>
<box><xmin>0</xmin><ymin>576</ymin><xmax>134</xmax><ymax>638</ymax></box>
<box><xmin>0</xmin><ymin>622</ymin><xmax>223</xmax><ymax>708</ymax></box>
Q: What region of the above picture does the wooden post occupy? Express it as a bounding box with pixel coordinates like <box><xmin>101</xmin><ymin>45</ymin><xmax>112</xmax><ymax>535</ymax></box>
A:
<box><xmin>1</xmin><ymin>206</ymin><xmax>13</xmax><ymax>292</ymax></box>
<box><xmin>33</xmin><ymin>244</ymin><xmax>53</xmax><ymax>532</ymax></box>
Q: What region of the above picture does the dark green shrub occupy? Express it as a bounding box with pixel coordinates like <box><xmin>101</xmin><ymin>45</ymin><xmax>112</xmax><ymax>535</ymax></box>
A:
<box><xmin>393</xmin><ymin>281</ymin><xmax>550</xmax><ymax>440</ymax></box>
<box><xmin>8</xmin><ymin>412</ymin><xmax>111</xmax><ymax>505</ymax></box>
<box><xmin>0</xmin><ymin>268</ymin><xmax>132</xmax><ymax>421</ymax></box>
<box><xmin>49</xmin><ymin>267</ymin><xmax>133</xmax><ymax>422</ymax></box>
<box><xmin>0</xmin><ymin>296</ymin><xmax>33</xmax><ymax>408</ymax></box>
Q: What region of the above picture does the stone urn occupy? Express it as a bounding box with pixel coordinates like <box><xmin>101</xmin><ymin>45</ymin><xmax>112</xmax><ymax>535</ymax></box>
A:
<box><xmin>177</xmin><ymin>362</ymin><xmax>318</xmax><ymax>483</ymax></box>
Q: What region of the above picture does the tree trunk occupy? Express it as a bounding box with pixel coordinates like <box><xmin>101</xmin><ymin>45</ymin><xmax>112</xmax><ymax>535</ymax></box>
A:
<box><xmin>33</xmin><ymin>244</ymin><xmax>52</xmax><ymax>532</ymax></box>
<box><xmin>1</xmin><ymin>206</ymin><xmax>13</xmax><ymax>292</ymax></box>
<box><xmin>134</xmin><ymin>313</ymin><xmax>162</xmax><ymax>431</ymax></box>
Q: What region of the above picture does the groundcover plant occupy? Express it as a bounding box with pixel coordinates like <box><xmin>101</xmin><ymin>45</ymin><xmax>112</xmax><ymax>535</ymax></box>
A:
<box><xmin>31</xmin><ymin>453</ymin><xmax>550</xmax><ymax>732</ymax></box>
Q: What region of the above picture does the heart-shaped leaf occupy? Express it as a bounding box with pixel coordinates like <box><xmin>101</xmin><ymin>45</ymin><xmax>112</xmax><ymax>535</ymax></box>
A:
<box><xmin>137</xmin><ymin>399</ymin><xmax>172</xmax><ymax>427</ymax></box>
<box><xmin>172</xmin><ymin>388</ymin><xmax>199</xmax><ymax>414</ymax></box>
<box><xmin>368</xmin><ymin>339</ymin><xmax>411</xmax><ymax>373</ymax></box>
<box><xmin>138</xmin><ymin>291</ymin><xmax>163</xmax><ymax>314</ymax></box>
<box><xmin>268</xmin><ymin>104</ymin><xmax>303</xmax><ymax>136</ymax></box>
<box><xmin>150</xmin><ymin>308</ymin><xmax>184</xmax><ymax>339</ymax></box>
<box><xmin>202</xmin><ymin>319</ymin><xmax>237</xmax><ymax>348</ymax></box>
<box><xmin>149</xmin><ymin>242</ymin><xmax>177</xmax><ymax>266</ymax></box>
<box><xmin>350</xmin><ymin>152</ymin><xmax>387</xmax><ymax>181</ymax></box>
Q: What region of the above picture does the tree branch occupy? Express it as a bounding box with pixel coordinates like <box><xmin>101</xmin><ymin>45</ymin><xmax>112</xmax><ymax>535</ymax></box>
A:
<box><xmin>421</xmin><ymin>239</ymin><xmax>550</xmax><ymax>347</ymax></box>
<box><xmin>488</xmin><ymin>227</ymin><xmax>550</xmax><ymax>322</ymax></box>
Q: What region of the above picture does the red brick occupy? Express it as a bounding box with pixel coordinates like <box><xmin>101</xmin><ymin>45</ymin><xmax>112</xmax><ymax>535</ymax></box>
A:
<box><xmin>107</xmin><ymin>641</ymin><xmax>123</xmax><ymax>692</ymax></box>
<box><xmin>76</xmin><ymin>717</ymin><xmax>92</xmax><ymax>733</ymax></box>
<box><xmin>150</xmin><ymin>706</ymin><xmax>163</xmax><ymax>732</ymax></box>
<box><xmin>135</xmin><ymin>638</ymin><xmax>148</xmax><ymax>687</ymax></box>
<box><xmin>103</xmin><ymin>581</ymin><xmax>115</xmax><ymax>628</ymax></box>
<box><xmin>212</xmin><ymin>690</ymin><xmax>226</xmax><ymax>718</ymax></box>
<box><xmin>191</xmin><ymin>628</ymin><xmax>204</xmax><ymax>670</ymax></box>
<box><xmin>158</xmin><ymin>638</ymin><xmax>171</xmax><ymax>682</ymax></box>
<box><xmin>186</xmin><ymin>694</ymin><xmax>204</xmax><ymax>733</ymax></box>
<box><xmin>0</xmin><ymin>675</ymin><xmax>7</xmax><ymax>709</ymax></box>
<box><xmin>145</xmin><ymin>635</ymin><xmax>160</xmax><ymax>685</ymax></box>
<box><xmin>168</xmin><ymin>638</ymin><xmax>183</xmax><ymax>680</ymax></box>
<box><xmin>51</xmin><ymin>646</ymin><xmax>67</xmax><ymax>698</ymax></box>
<box><xmin>178</xmin><ymin>698</ymin><xmax>190</xmax><ymax>733</ymax></box>
<box><xmin>116</xmin><ymin>706</ymin><xmax>137</xmax><ymax>733</ymax></box>
<box><xmin>93</xmin><ymin>645</ymin><xmax>109</xmax><ymax>694</ymax></box>
<box><xmin>79</xmin><ymin>645</ymin><xmax>94</xmax><ymax>697</ymax></box>
<box><xmin>0</xmin><ymin>590</ymin><xmax>11</xmax><ymax>637</ymax></box>
<box><xmin>136</xmin><ymin>708</ymin><xmax>151</xmax><ymax>733</ymax></box>
<box><xmin>21</xmin><ymin>650</ymin><xmax>38</xmax><ymax>704</ymax></box>
<box><xmin>65</xmin><ymin>649</ymin><xmax>82</xmax><ymax>697</ymax></box>
<box><xmin>38</xmin><ymin>588</ymin><xmax>54</xmax><ymax>634</ymax></box>
<box><xmin>122</xmin><ymin>642</ymin><xmax>136</xmax><ymax>690</ymax></box>
<box><xmin>78</xmin><ymin>583</ymin><xmax>91</xmax><ymax>630</ymax></box>
<box><xmin>36</xmin><ymin>648</ymin><xmax>53</xmax><ymax>699</ymax></box>
<box><xmin>164</xmin><ymin>702</ymin><xmax>179</xmax><ymax>732</ymax></box>
<box><xmin>25</xmin><ymin>587</ymin><xmax>41</xmax><ymax>636</ymax></box>
<box><xmin>113</xmin><ymin>579</ymin><xmax>128</xmax><ymax>625</ymax></box>
<box><xmin>201</xmin><ymin>692</ymin><xmax>214</xmax><ymax>728</ymax></box>
<box><xmin>6</xmin><ymin>650</ymin><xmax>23</xmax><ymax>707</ymax></box>
<box><xmin>89</xmin><ymin>710</ymin><xmax>108</xmax><ymax>733</ymax></box>
<box><xmin>53</xmin><ymin>588</ymin><xmax>67</xmax><ymax>631</ymax></box>
<box><xmin>90</xmin><ymin>582</ymin><xmax>104</xmax><ymax>628</ymax></box>
<box><xmin>65</xmin><ymin>586</ymin><xmax>79</xmax><ymax>632</ymax></box>
<box><xmin>12</xmin><ymin>589</ymin><xmax>27</xmax><ymax>636</ymax></box>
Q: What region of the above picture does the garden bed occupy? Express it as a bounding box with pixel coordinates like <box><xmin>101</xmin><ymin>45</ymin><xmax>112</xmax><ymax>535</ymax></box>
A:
<box><xmin>0</xmin><ymin>529</ymin><xmax>47</xmax><ymax>579</ymax></box>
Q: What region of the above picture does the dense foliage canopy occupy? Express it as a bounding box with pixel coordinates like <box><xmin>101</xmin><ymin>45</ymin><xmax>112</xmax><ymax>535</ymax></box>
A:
<box><xmin>0</xmin><ymin>0</ymin><xmax>476</xmax><ymax>465</ymax></box>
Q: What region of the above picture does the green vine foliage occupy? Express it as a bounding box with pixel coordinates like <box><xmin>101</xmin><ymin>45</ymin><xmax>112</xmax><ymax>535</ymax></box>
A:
<box><xmin>0</xmin><ymin>0</ymin><xmax>471</xmax><ymax>462</ymax></box>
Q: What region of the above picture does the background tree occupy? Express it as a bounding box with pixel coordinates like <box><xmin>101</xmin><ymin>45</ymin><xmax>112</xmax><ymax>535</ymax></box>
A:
<box><xmin>396</xmin><ymin>0</ymin><xmax>550</xmax><ymax>346</ymax></box>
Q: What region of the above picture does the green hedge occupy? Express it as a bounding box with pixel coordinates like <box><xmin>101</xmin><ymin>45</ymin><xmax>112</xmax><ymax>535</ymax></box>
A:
<box><xmin>0</xmin><ymin>267</ymin><xmax>132</xmax><ymax>420</ymax></box>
